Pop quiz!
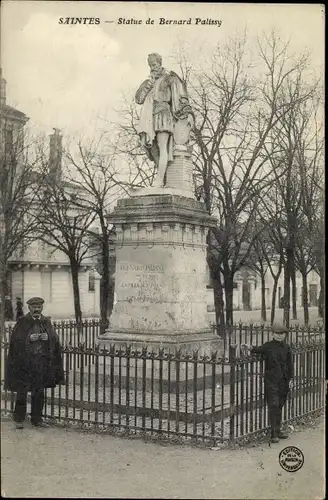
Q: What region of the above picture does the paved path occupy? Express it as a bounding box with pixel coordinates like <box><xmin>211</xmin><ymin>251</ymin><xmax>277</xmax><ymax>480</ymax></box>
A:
<box><xmin>1</xmin><ymin>417</ymin><xmax>325</xmax><ymax>499</ymax></box>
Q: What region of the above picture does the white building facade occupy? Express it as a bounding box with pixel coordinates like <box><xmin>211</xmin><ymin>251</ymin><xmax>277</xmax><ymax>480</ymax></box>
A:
<box><xmin>206</xmin><ymin>264</ymin><xmax>320</xmax><ymax>313</ymax></box>
<box><xmin>9</xmin><ymin>240</ymin><xmax>101</xmax><ymax>319</ymax></box>
<box><xmin>1</xmin><ymin>70</ymin><xmax>100</xmax><ymax>319</ymax></box>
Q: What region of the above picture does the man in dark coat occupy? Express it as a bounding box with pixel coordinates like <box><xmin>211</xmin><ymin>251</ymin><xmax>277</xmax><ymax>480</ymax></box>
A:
<box><xmin>242</xmin><ymin>324</ymin><xmax>294</xmax><ymax>443</ymax></box>
<box><xmin>15</xmin><ymin>297</ymin><xmax>24</xmax><ymax>321</ymax></box>
<box><xmin>5</xmin><ymin>296</ymin><xmax>65</xmax><ymax>429</ymax></box>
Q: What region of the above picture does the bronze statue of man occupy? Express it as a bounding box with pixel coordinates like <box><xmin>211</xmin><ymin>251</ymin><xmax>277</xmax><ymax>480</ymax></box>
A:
<box><xmin>135</xmin><ymin>53</ymin><xmax>193</xmax><ymax>187</ymax></box>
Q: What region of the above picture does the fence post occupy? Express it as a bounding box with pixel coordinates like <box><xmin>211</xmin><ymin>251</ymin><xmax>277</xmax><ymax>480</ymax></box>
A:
<box><xmin>229</xmin><ymin>344</ymin><xmax>237</xmax><ymax>445</ymax></box>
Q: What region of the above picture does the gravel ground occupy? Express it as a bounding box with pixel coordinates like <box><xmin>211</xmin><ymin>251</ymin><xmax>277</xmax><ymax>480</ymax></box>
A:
<box><xmin>1</xmin><ymin>415</ymin><xmax>324</xmax><ymax>499</ymax></box>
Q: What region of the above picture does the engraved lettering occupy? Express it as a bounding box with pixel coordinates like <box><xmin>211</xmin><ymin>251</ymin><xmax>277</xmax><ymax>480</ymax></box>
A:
<box><xmin>119</xmin><ymin>263</ymin><xmax>164</xmax><ymax>273</ymax></box>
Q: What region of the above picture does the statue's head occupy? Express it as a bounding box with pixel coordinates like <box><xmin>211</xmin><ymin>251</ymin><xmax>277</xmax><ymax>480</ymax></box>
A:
<box><xmin>147</xmin><ymin>53</ymin><xmax>162</xmax><ymax>72</ymax></box>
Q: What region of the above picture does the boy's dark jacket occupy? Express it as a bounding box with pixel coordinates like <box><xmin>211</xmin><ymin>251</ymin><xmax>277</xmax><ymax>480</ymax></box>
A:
<box><xmin>4</xmin><ymin>313</ymin><xmax>65</xmax><ymax>392</ymax></box>
<box><xmin>252</xmin><ymin>339</ymin><xmax>294</xmax><ymax>389</ymax></box>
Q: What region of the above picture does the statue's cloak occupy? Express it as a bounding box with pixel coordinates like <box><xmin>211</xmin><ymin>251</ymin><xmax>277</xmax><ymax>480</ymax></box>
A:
<box><xmin>135</xmin><ymin>69</ymin><xmax>190</xmax><ymax>164</ymax></box>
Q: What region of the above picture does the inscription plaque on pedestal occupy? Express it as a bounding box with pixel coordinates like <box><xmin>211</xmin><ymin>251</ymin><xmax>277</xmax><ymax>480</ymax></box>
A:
<box><xmin>100</xmin><ymin>194</ymin><xmax>220</xmax><ymax>354</ymax></box>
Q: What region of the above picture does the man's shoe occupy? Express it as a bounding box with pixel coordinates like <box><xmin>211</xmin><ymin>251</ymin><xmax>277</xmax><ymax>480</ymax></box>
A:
<box><xmin>15</xmin><ymin>422</ymin><xmax>24</xmax><ymax>429</ymax></box>
<box><xmin>271</xmin><ymin>436</ymin><xmax>280</xmax><ymax>443</ymax></box>
<box><xmin>278</xmin><ymin>432</ymin><xmax>289</xmax><ymax>439</ymax></box>
<box><xmin>31</xmin><ymin>421</ymin><xmax>49</xmax><ymax>428</ymax></box>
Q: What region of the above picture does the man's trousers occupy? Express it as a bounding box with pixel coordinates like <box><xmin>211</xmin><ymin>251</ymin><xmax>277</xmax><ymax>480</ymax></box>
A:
<box><xmin>13</xmin><ymin>389</ymin><xmax>45</xmax><ymax>424</ymax></box>
<box><xmin>265</xmin><ymin>383</ymin><xmax>289</xmax><ymax>438</ymax></box>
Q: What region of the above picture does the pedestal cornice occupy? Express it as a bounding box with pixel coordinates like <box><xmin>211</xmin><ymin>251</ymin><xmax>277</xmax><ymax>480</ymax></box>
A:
<box><xmin>109</xmin><ymin>194</ymin><xmax>217</xmax><ymax>228</ymax></box>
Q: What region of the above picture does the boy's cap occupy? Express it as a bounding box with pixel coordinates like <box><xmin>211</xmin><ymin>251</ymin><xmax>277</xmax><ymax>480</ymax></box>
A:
<box><xmin>272</xmin><ymin>323</ymin><xmax>288</xmax><ymax>334</ymax></box>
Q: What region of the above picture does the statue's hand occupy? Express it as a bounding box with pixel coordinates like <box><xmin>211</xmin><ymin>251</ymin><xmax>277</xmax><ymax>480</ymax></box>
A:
<box><xmin>175</xmin><ymin>110</ymin><xmax>193</xmax><ymax>125</ymax></box>
<box><xmin>175</xmin><ymin>97</ymin><xmax>193</xmax><ymax>119</ymax></box>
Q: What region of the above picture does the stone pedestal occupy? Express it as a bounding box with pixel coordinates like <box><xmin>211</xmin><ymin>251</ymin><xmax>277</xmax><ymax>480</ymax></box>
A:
<box><xmin>130</xmin><ymin>145</ymin><xmax>194</xmax><ymax>200</ymax></box>
<box><xmin>165</xmin><ymin>145</ymin><xmax>194</xmax><ymax>195</ymax></box>
<box><xmin>99</xmin><ymin>189</ymin><xmax>220</xmax><ymax>355</ymax></box>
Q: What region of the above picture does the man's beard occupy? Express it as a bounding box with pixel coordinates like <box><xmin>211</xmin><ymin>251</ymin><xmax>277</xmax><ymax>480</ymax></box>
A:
<box><xmin>151</xmin><ymin>67</ymin><xmax>164</xmax><ymax>78</ymax></box>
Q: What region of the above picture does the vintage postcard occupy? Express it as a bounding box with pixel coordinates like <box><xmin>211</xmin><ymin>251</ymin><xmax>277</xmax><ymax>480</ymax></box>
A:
<box><xmin>1</xmin><ymin>1</ymin><xmax>325</xmax><ymax>499</ymax></box>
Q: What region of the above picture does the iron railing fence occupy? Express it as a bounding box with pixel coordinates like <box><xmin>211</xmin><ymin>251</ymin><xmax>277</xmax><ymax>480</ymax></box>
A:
<box><xmin>213</xmin><ymin>323</ymin><xmax>325</xmax><ymax>353</ymax></box>
<box><xmin>228</xmin><ymin>339</ymin><xmax>325</xmax><ymax>441</ymax></box>
<box><xmin>3</xmin><ymin>320</ymin><xmax>324</xmax><ymax>351</ymax></box>
<box><xmin>1</xmin><ymin>336</ymin><xmax>325</xmax><ymax>446</ymax></box>
<box><xmin>3</xmin><ymin>319</ymin><xmax>102</xmax><ymax>348</ymax></box>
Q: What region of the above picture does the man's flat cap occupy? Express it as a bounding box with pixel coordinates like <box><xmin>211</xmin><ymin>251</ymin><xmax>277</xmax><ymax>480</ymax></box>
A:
<box><xmin>272</xmin><ymin>323</ymin><xmax>288</xmax><ymax>333</ymax></box>
<box><xmin>26</xmin><ymin>297</ymin><xmax>45</xmax><ymax>305</ymax></box>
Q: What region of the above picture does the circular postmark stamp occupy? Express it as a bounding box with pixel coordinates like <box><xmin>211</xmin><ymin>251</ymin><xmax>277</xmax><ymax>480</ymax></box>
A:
<box><xmin>279</xmin><ymin>446</ymin><xmax>304</xmax><ymax>472</ymax></box>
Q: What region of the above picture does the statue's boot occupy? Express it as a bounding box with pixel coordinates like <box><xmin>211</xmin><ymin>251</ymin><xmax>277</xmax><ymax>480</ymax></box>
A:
<box><xmin>153</xmin><ymin>172</ymin><xmax>165</xmax><ymax>188</ymax></box>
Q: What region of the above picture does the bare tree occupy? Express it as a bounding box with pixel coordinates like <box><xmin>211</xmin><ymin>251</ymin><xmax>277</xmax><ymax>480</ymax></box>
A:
<box><xmin>312</xmin><ymin>204</ymin><xmax>324</xmax><ymax>319</ymax></box>
<box><xmin>268</xmin><ymin>254</ymin><xmax>284</xmax><ymax>325</ymax></box>
<box><xmin>247</xmin><ymin>228</ymin><xmax>276</xmax><ymax>322</ymax></box>
<box><xmin>254</xmin><ymin>184</ymin><xmax>287</xmax><ymax>325</ymax></box>
<box><xmin>64</xmin><ymin>135</ymin><xmax>123</xmax><ymax>326</ymax></box>
<box><xmin>35</xmin><ymin>157</ymin><xmax>97</xmax><ymax>323</ymax></box>
<box><xmin>189</xmin><ymin>33</ymin><xmax>315</xmax><ymax>325</ymax></box>
<box><xmin>260</xmin><ymin>75</ymin><xmax>322</xmax><ymax>326</ymax></box>
<box><xmin>0</xmin><ymin>120</ymin><xmax>43</xmax><ymax>333</ymax></box>
<box><xmin>109</xmin><ymin>32</ymin><xmax>320</xmax><ymax>327</ymax></box>
<box><xmin>112</xmin><ymin>97</ymin><xmax>155</xmax><ymax>192</ymax></box>
<box><xmin>295</xmin><ymin>96</ymin><xmax>324</xmax><ymax>324</ymax></box>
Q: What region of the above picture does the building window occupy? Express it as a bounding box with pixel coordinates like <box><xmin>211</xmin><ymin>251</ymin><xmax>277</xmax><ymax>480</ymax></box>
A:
<box><xmin>233</xmin><ymin>282</ymin><xmax>238</xmax><ymax>289</ymax></box>
<box><xmin>88</xmin><ymin>272</ymin><xmax>95</xmax><ymax>292</ymax></box>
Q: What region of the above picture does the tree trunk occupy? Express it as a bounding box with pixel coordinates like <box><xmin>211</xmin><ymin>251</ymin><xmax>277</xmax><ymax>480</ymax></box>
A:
<box><xmin>0</xmin><ymin>251</ymin><xmax>7</xmax><ymax>339</ymax></box>
<box><xmin>206</xmin><ymin>236</ymin><xmax>225</xmax><ymax>329</ymax></box>
<box><xmin>270</xmin><ymin>276</ymin><xmax>279</xmax><ymax>325</ymax></box>
<box><xmin>100</xmin><ymin>237</ymin><xmax>110</xmax><ymax>324</ymax></box>
<box><xmin>0</xmin><ymin>278</ymin><xmax>6</xmax><ymax>340</ymax></box>
<box><xmin>4</xmin><ymin>268</ymin><xmax>11</xmax><ymax>296</ymax></box>
<box><xmin>108</xmin><ymin>278</ymin><xmax>115</xmax><ymax>316</ymax></box>
<box><xmin>283</xmin><ymin>249</ymin><xmax>292</xmax><ymax>328</ymax></box>
<box><xmin>318</xmin><ymin>288</ymin><xmax>323</xmax><ymax>318</ymax></box>
<box><xmin>291</xmin><ymin>256</ymin><xmax>297</xmax><ymax>320</ymax></box>
<box><xmin>100</xmin><ymin>275</ymin><xmax>114</xmax><ymax>334</ymax></box>
<box><xmin>268</xmin><ymin>254</ymin><xmax>283</xmax><ymax>326</ymax></box>
<box><xmin>318</xmin><ymin>268</ymin><xmax>324</xmax><ymax>319</ymax></box>
<box><xmin>260</xmin><ymin>273</ymin><xmax>267</xmax><ymax>322</ymax></box>
<box><xmin>70</xmin><ymin>259</ymin><xmax>82</xmax><ymax>324</ymax></box>
<box><xmin>107</xmin><ymin>254</ymin><xmax>116</xmax><ymax>318</ymax></box>
<box><xmin>224</xmin><ymin>274</ymin><xmax>234</xmax><ymax>326</ymax></box>
<box><xmin>301</xmin><ymin>272</ymin><xmax>309</xmax><ymax>326</ymax></box>
<box><xmin>213</xmin><ymin>274</ymin><xmax>225</xmax><ymax>328</ymax></box>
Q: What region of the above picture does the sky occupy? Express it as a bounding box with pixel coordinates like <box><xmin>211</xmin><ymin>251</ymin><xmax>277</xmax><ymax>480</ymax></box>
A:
<box><xmin>1</xmin><ymin>1</ymin><xmax>324</xmax><ymax>140</ymax></box>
